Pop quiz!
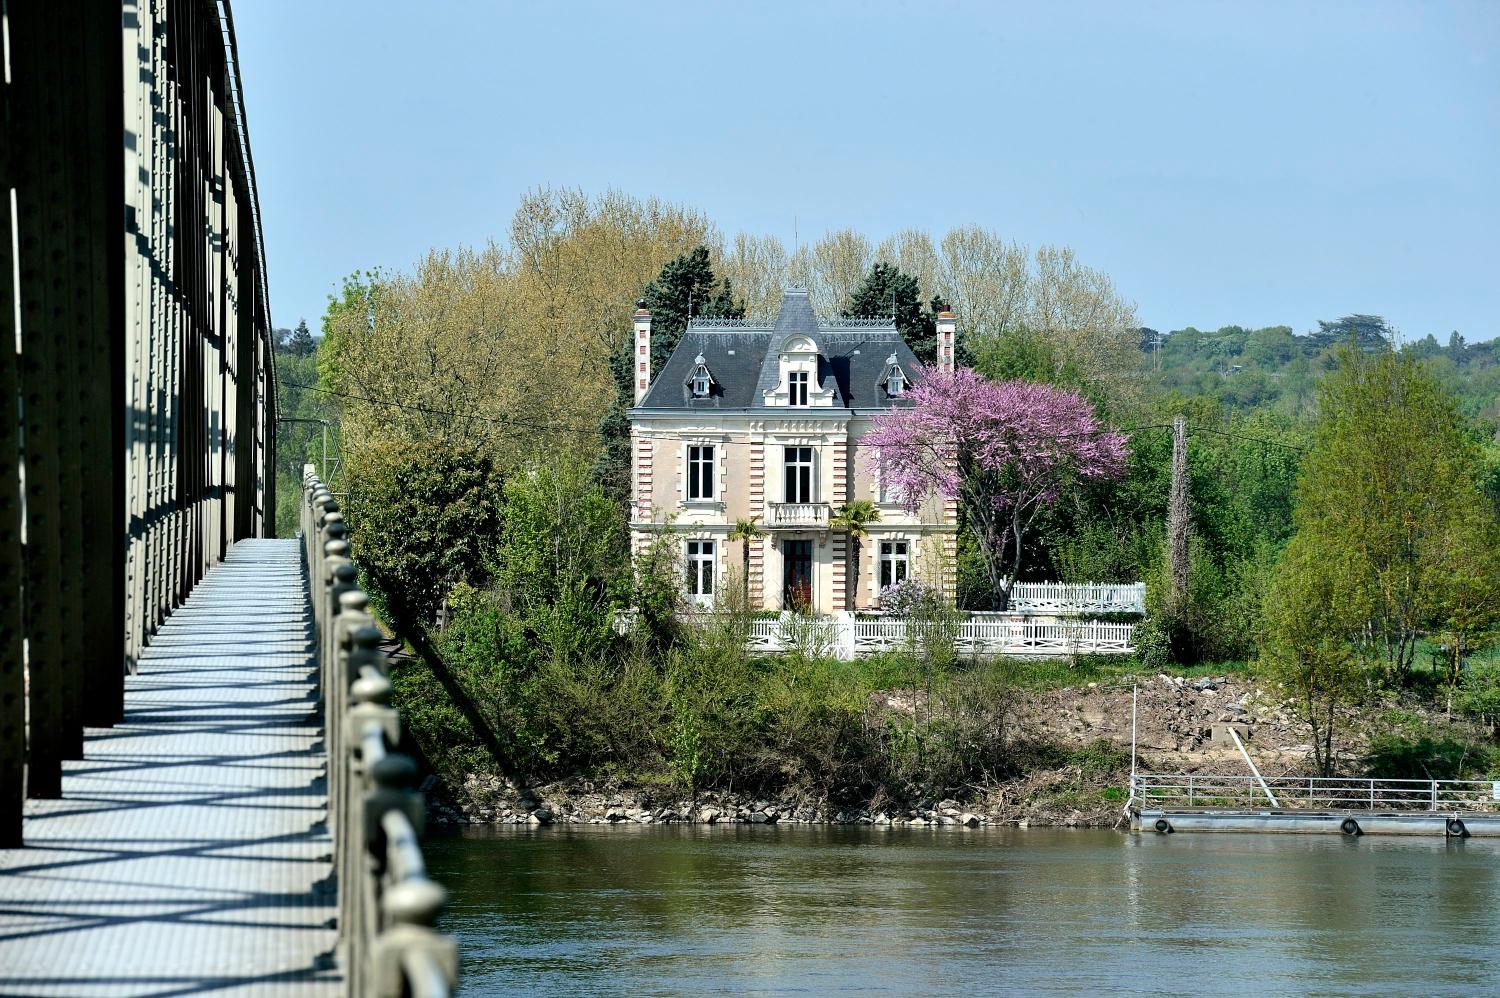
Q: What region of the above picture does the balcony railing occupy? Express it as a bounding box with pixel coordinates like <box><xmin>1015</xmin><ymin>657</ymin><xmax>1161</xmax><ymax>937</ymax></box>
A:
<box><xmin>769</xmin><ymin>502</ymin><xmax>830</xmax><ymax>528</ymax></box>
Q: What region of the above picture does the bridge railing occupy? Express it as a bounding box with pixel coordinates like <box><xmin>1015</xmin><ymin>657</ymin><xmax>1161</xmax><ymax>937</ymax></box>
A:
<box><xmin>1133</xmin><ymin>773</ymin><xmax>1500</xmax><ymax>812</ymax></box>
<box><xmin>303</xmin><ymin>467</ymin><xmax>458</xmax><ymax>998</ymax></box>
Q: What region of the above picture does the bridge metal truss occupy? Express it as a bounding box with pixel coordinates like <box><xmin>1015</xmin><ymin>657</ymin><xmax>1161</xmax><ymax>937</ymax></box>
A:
<box><xmin>1</xmin><ymin>0</ymin><xmax>276</xmax><ymax>844</ymax></box>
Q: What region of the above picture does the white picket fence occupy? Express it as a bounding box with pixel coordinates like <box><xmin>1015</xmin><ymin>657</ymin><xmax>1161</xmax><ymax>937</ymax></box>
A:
<box><xmin>614</xmin><ymin>581</ymin><xmax>1143</xmax><ymax>659</ymax></box>
<box><xmin>728</xmin><ymin>612</ymin><xmax>1133</xmax><ymax>659</ymax></box>
<box><xmin>1005</xmin><ymin>581</ymin><xmax>1145</xmax><ymax>615</ymax></box>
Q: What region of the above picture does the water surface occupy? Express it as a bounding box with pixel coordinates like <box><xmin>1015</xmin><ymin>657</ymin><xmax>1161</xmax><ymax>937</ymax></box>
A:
<box><xmin>426</xmin><ymin>824</ymin><xmax>1498</xmax><ymax>995</ymax></box>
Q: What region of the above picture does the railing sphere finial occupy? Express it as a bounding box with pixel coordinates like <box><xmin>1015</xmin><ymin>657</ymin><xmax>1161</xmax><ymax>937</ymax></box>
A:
<box><xmin>350</xmin><ymin>623</ymin><xmax>383</xmax><ymax>651</ymax></box>
<box><xmin>371</xmin><ymin>751</ymin><xmax>418</xmax><ymax>791</ymax></box>
<box><xmin>381</xmin><ymin>877</ymin><xmax>447</xmax><ymax>928</ymax></box>
<box><xmin>351</xmin><ymin>669</ymin><xmax>393</xmax><ymax>708</ymax></box>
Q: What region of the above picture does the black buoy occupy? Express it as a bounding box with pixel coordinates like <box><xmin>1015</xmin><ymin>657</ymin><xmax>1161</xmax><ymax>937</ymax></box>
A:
<box><xmin>1340</xmin><ymin>817</ymin><xmax>1361</xmax><ymax>836</ymax></box>
<box><xmin>1447</xmin><ymin>818</ymin><xmax>1468</xmax><ymax>839</ymax></box>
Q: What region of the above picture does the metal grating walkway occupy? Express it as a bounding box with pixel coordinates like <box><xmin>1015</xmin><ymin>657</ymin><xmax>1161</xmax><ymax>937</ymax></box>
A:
<box><xmin>0</xmin><ymin>539</ymin><xmax>340</xmax><ymax>996</ymax></box>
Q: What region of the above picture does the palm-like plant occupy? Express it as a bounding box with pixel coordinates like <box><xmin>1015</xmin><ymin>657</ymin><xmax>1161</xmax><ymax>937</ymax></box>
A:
<box><xmin>830</xmin><ymin>500</ymin><xmax>881</xmax><ymax>611</ymax></box>
<box><xmin>727</xmin><ymin>517</ymin><xmax>764</xmax><ymax>608</ymax></box>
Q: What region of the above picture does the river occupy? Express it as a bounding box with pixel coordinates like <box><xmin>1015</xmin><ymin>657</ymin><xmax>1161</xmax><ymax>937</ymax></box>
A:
<box><xmin>425</xmin><ymin>825</ymin><xmax>1498</xmax><ymax>995</ymax></box>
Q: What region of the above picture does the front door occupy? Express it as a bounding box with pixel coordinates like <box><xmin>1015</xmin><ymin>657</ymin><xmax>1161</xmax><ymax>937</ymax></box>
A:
<box><xmin>783</xmin><ymin>539</ymin><xmax>813</xmax><ymax>610</ymax></box>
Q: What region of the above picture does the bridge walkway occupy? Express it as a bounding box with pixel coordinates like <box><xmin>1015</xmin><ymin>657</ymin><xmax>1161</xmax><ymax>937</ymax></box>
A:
<box><xmin>0</xmin><ymin>539</ymin><xmax>340</xmax><ymax>996</ymax></box>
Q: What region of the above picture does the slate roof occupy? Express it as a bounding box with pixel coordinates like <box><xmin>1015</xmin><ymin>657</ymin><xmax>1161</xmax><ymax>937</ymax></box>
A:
<box><xmin>636</xmin><ymin>289</ymin><xmax>923</xmax><ymax>411</ymax></box>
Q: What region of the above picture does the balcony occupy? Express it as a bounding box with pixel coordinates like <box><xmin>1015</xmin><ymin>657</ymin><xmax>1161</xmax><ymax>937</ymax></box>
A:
<box><xmin>768</xmin><ymin>502</ymin><xmax>830</xmax><ymax>529</ymax></box>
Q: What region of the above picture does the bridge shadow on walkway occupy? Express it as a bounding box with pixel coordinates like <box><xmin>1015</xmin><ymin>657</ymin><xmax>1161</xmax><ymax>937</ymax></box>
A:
<box><xmin>0</xmin><ymin>540</ymin><xmax>340</xmax><ymax>996</ymax></box>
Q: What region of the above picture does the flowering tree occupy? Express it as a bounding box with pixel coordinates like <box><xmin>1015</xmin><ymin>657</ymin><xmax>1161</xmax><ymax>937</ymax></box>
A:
<box><xmin>867</xmin><ymin>368</ymin><xmax>1128</xmax><ymax>610</ymax></box>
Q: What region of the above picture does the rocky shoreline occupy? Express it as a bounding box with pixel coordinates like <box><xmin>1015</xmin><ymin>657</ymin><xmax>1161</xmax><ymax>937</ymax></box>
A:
<box><xmin>422</xmin><ymin>672</ymin><xmax>1480</xmax><ymax>833</ymax></box>
<box><xmin>429</xmin><ymin>771</ymin><xmax>1128</xmax><ymax>830</ymax></box>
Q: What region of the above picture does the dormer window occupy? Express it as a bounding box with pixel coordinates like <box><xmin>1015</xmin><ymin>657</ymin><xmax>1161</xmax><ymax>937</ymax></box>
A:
<box><xmin>687</xmin><ymin>354</ymin><xmax>714</xmax><ymax>398</ymax></box>
<box><xmin>881</xmin><ymin>353</ymin><xmax>907</xmax><ymax>399</ymax></box>
<box><xmin>789</xmin><ymin>371</ymin><xmax>809</xmax><ymax>406</ymax></box>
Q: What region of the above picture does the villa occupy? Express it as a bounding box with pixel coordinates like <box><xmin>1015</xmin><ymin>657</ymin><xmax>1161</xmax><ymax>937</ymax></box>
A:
<box><xmin>627</xmin><ymin>289</ymin><xmax>959</xmax><ymax>612</ymax></box>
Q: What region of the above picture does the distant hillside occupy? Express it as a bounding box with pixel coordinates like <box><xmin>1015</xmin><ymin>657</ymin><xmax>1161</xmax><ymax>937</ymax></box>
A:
<box><xmin>1142</xmin><ymin>314</ymin><xmax>1500</xmax><ymax>425</ymax></box>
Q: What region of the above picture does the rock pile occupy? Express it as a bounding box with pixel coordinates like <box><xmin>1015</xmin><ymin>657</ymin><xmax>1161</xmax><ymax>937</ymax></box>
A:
<box><xmin>435</xmin><ymin>780</ymin><xmax>1008</xmax><ymax>829</ymax></box>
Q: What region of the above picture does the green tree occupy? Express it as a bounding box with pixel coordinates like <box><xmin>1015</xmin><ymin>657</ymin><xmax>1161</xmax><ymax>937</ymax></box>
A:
<box><xmin>1263</xmin><ymin>535</ymin><xmax>1370</xmax><ymax>776</ymax></box>
<box><xmin>341</xmin><ymin>443</ymin><xmax>505</xmax><ymax>629</ymax></box>
<box><xmin>272</xmin><ymin>331</ymin><xmax>337</xmax><ymax>536</ymax></box>
<box><xmin>1427</xmin><ymin>503</ymin><xmax>1500</xmax><ymax>692</ymax></box>
<box><xmin>843</xmin><ymin>262</ymin><xmax>939</xmax><ymax>366</ymax></box>
<box><xmin>1280</xmin><ymin>345</ymin><xmax>1491</xmax><ymax>683</ymax></box>
<box><xmin>1307</xmin><ymin>314</ymin><xmax>1392</xmax><ymax>354</ymax></box>
<box><xmin>287</xmin><ymin>318</ymin><xmax>315</xmax><ymax>357</ymax></box>
<box><xmin>829</xmin><ymin>500</ymin><xmax>880</xmax><ymax>610</ymax></box>
<box><xmin>597</xmin><ymin>247</ymin><xmax>743</xmax><ymax>498</ymax></box>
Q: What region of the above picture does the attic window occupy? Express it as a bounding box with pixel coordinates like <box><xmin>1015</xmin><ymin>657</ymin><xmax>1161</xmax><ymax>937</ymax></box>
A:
<box><xmin>688</xmin><ymin>354</ymin><xmax>713</xmax><ymax>398</ymax></box>
<box><xmin>883</xmin><ymin>354</ymin><xmax>906</xmax><ymax>397</ymax></box>
<box><xmin>789</xmin><ymin>371</ymin><xmax>809</xmax><ymax>406</ymax></box>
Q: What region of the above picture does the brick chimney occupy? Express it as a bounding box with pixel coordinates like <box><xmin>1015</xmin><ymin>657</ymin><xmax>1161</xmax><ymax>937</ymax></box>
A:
<box><xmin>633</xmin><ymin>300</ymin><xmax>652</xmax><ymax>404</ymax></box>
<box><xmin>936</xmin><ymin>310</ymin><xmax>957</xmax><ymax>372</ymax></box>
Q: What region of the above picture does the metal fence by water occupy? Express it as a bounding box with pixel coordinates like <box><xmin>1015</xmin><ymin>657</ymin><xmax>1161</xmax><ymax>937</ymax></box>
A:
<box><xmin>1133</xmin><ymin>773</ymin><xmax>1500</xmax><ymax>812</ymax></box>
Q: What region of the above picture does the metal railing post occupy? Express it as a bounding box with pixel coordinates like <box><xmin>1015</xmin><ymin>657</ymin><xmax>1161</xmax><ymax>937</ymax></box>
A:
<box><xmin>343</xmin><ymin>667</ymin><xmax>398</xmax><ymax>995</ymax></box>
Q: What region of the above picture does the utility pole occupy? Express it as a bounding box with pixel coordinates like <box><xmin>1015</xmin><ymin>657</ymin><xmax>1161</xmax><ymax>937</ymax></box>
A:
<box><xmin>277</xmin><ymin>417</ymin><xmax>332</xmax><ymax>477</ymax></box>
<box><xmin>1167</xmin><ymin>415</ymin><xmax>1189</xmax><ymax>610</ymax></box>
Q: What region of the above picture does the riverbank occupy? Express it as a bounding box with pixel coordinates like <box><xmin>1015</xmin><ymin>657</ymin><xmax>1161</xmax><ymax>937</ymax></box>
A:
<box><xmin>426</xmin><ymin>668</ymin><xmax>1499</xmax><ymax>829</ymax></box>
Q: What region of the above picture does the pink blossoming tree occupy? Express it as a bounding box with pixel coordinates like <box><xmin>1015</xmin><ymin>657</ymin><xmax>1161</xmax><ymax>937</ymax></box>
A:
<box><xmin>867</xmin><ymin>368</ymin><xmax>1129</xmax><ymax>610</ymax></box>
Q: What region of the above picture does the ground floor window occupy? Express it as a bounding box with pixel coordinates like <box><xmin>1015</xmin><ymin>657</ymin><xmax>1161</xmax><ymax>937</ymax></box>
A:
<box><xmin>686</xmin><ymin>540</ymin><xmax>716</xmax><ymax>603</ymax></box>
<box><xmin>878</xmin><ymin>540</ymin><xmax>909</xmax><ymax>590</ymax></box>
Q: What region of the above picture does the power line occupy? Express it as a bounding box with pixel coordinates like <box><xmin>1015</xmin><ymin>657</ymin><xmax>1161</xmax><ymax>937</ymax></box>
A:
<box><xmin>1188</xmin><ymin>425</ymin><xmax>1306</xmax><ymax>453</ymax></box>
<box><xmin>286</xmin><ymin>382</ymin><xmax>598</xmax><ymax>436</ymax></box>
<box><xmin>287</xmin><ymin>381</ymin><xmax>1306</xmax><ymax>456</ymax></box>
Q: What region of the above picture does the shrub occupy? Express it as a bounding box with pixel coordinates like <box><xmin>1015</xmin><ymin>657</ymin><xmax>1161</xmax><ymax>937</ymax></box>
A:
<box><xmin>1455</xmin><ymin>666</ymin><xmax>1500</xmax><ymax>739</ymax></box>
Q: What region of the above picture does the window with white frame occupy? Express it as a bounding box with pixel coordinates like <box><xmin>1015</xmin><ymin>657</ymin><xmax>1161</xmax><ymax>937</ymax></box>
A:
<box><xmin>783</xmin><ymin>446</ymin><xmax>814</xmax><ymax>503</ymax></box>
<box><xmin>686</xmin><ymin>540</ymin><xmax>716</xmax><ymax>602</ymax></box>
<box><xmin>788</xmin><ymin>371</ymin><xmax>809</xmax><ymax>406</ymax></box>
<box><xmin>687</xmin><ymin>445</ymin><xmax>715</xmax><ymax>501</ymax></box>
<box><xmin>887</xmin><ymin>368</ymin><xmax>905</xmax><ymax>396</ymax></box>
<box><xmin>878</xmin><ymin>540</ymin><xmax>909</xmax><ymax>589</ymax></box>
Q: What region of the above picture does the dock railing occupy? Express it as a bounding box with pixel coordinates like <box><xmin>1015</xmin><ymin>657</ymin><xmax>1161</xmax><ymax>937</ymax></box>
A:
<box><xmin>1133</xmin><ymin>773</ymin><xmax>1500</xmax><ymax>812</ymax></box>
<box><xmin>303</xmin><ymin>466</ymin><xmax>458</xmax><ymax>998</ymax></box>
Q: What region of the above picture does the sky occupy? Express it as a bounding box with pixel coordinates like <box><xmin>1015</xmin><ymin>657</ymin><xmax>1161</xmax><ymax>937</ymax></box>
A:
<box><xmin>235</xmin><ymin>0</ymin><xmax>1499</xmax><ymax>342</ymax></box>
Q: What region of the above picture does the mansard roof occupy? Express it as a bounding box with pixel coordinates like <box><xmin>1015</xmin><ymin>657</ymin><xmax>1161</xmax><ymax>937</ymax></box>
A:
<box><xmin>635</xmin><ymin>289</ymin><xmax>923</xmax><ymax>411</ymax></box>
